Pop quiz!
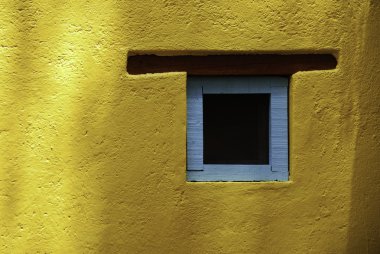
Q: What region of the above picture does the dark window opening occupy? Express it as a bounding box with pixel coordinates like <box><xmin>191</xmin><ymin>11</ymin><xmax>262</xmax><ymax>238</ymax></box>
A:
<box><xmin>203</xmin><ymin>94</ymin><xmax>270</xmax><ymax>164</ymax></box>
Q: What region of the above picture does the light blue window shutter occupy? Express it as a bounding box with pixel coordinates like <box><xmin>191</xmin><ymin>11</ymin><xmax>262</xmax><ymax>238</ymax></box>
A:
<box><xmin>270</xmin><ymin>80</ymin><xmax>289</xmax><ymax>180</ymax></box>
<box><xmin>186</xmin><ymin>81</ymin><xmax>203</xmax><ymax>171</ymax></box>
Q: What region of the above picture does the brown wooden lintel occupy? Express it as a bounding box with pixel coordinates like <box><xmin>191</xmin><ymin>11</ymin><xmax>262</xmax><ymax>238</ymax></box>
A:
<box><xmin>127</xmin><ymin>54</ymin><xmax>337</xmax><ymax>75</ymax></box>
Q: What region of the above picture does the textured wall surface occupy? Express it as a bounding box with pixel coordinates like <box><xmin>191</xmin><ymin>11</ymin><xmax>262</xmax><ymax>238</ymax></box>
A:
<box><xmin>0</xmin><ymin>1</ymin><xmax>379</xmax><ymax>253</ymax></box>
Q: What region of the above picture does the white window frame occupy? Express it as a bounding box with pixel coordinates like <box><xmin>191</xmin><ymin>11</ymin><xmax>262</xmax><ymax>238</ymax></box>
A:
<box><xmin>187</xmin><ymin>76</ymin><xmax>288</xmax><ymax>182</ymax></box>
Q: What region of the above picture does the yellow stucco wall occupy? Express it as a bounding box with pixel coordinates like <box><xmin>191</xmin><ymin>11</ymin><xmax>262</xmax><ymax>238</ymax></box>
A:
<box><xmin>0</xmin><ymin>1</ymin><xmax>379</xmax><ymax>253</ymax></box>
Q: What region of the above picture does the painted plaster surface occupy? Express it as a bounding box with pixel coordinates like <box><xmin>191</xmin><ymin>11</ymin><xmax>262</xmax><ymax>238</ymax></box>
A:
<box><xmin>0</xmin><ymin>1</ymin><xmax>379</xmax><ymax>253</ymax></box>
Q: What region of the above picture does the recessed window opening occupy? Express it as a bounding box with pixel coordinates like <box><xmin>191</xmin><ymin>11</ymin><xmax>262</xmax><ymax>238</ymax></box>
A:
<box><xmin>186</xmin><ymin>76</ymin><xmax>288</xmax><ymax>182</ymax></box>
<box><xmin>203</xmin><ymin>94</ymin><xmax>270</xmax><ymax>165</ymax></box>
<box><xmin>126</xmin><ymin>53</ymin><xmax>338</xmax><ymax>182</ymax></box>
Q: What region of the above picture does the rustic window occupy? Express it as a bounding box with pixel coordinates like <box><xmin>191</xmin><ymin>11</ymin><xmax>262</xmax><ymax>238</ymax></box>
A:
<box><xmin>187</xmin><ymin>76</ymin><xmax>288</xmax><ymax>181</ymax></box>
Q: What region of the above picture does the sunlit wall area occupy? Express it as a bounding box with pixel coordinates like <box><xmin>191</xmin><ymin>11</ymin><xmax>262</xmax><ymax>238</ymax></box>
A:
<box><xmin>0</xmin><ymin>1</ymin><xmax>379</xmax><ymax>253</ymax></box>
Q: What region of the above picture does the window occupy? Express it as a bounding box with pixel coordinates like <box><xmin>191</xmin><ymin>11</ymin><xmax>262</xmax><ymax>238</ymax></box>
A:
<box><xmin>187</xmin><ymin>76</ymin><xmax>288</xmax><ymax>181</ymax></box>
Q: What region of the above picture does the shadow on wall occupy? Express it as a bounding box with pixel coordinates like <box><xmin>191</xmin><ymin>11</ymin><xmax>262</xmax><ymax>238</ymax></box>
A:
<box><xmin>0</xmin><ymin>1</ymin><xmax>52</xmax><ymax>250</ymax></box>
<box><xmin>347</xmin><ymin>1</ymin><xmax>380</xmax><ymax>253</ymax></box>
